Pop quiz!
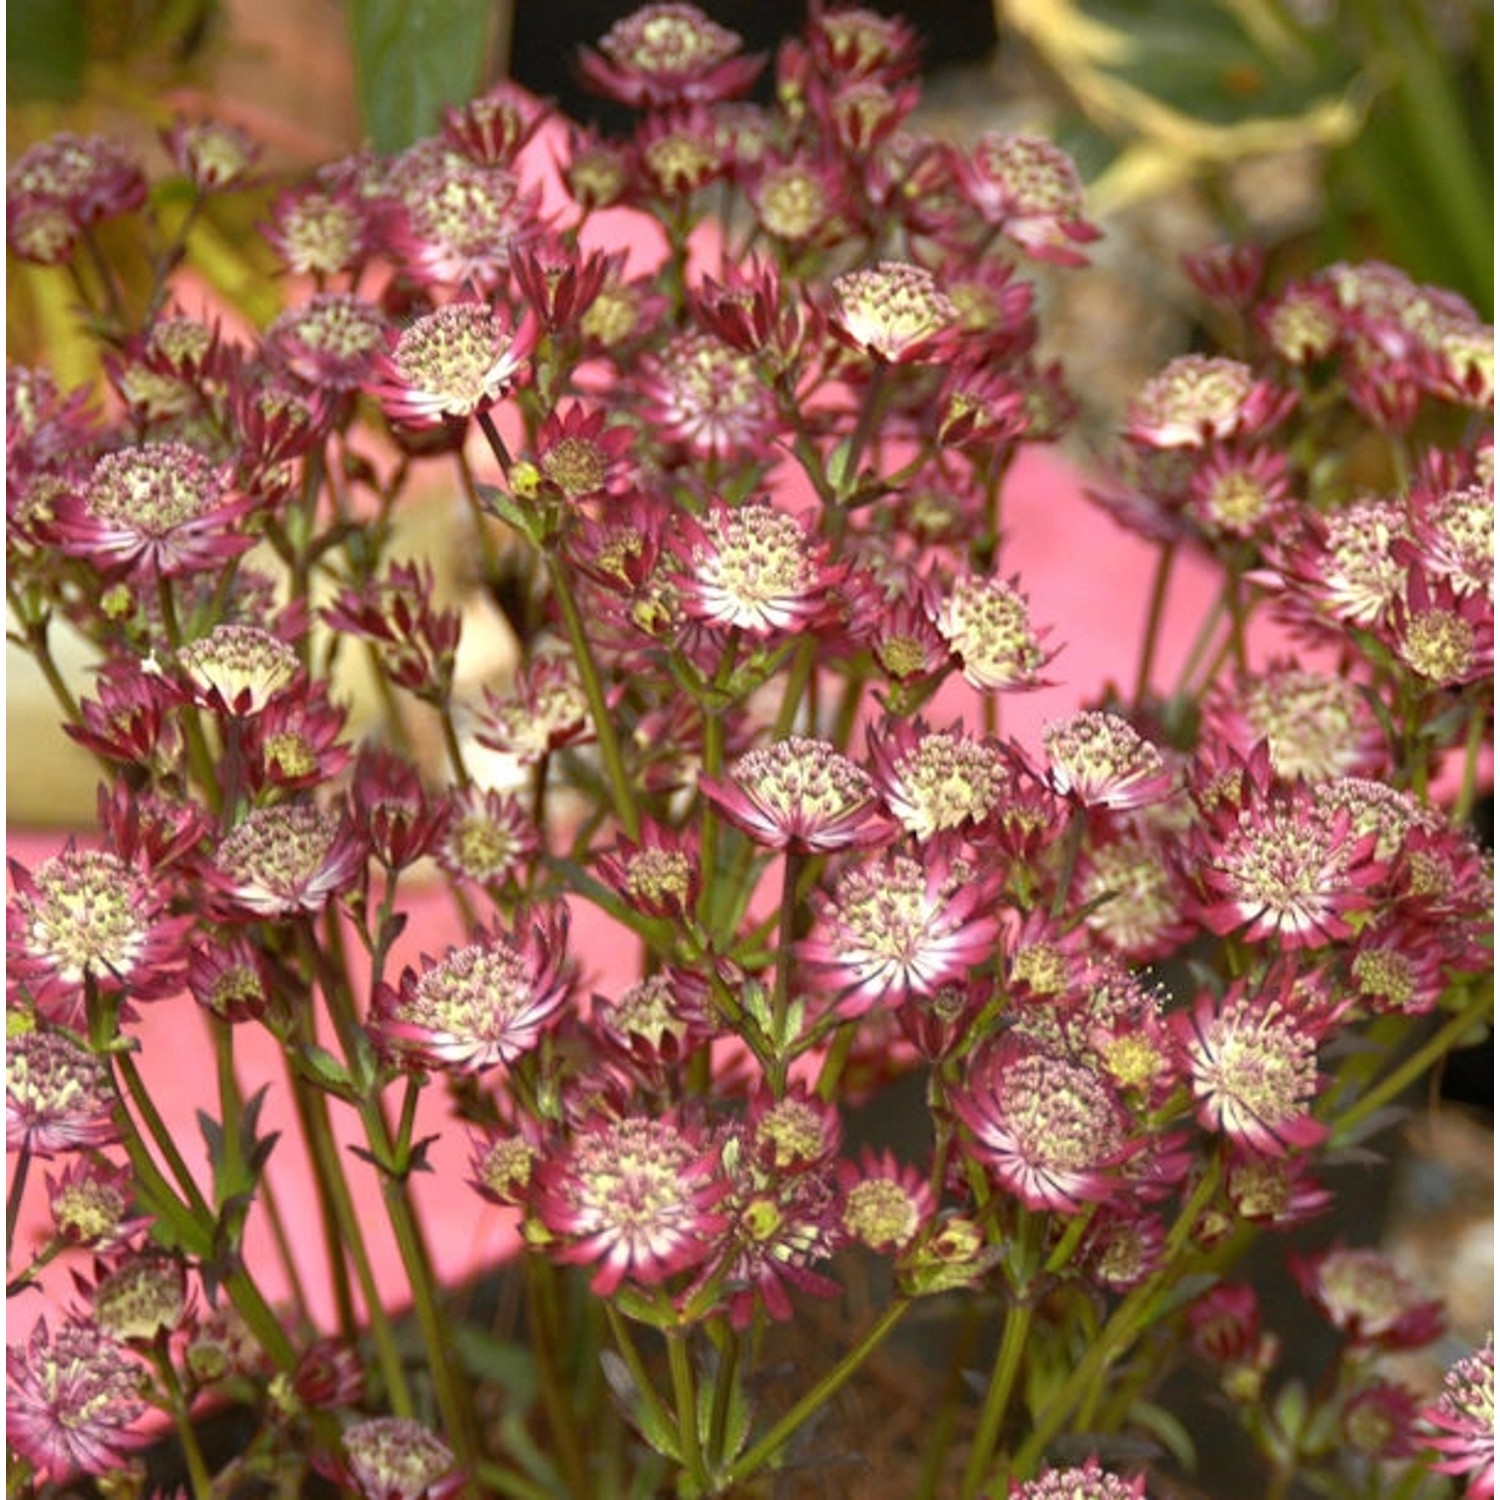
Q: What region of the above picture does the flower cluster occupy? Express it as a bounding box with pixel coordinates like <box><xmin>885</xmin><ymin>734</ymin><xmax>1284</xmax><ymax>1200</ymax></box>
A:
<box><xmin>5</xmin><ymin>5</ymin><xmax>1491</xmax><ymax>1497</ymax></box>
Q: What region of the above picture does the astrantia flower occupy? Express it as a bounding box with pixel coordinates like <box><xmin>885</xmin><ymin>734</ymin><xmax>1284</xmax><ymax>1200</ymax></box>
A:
<box><xmin>1292</xmin><ymin>1245</ymin><xmax>1445</xmax><ymax>1350</ymax></box>
<box><xmin>47</xmin><ymin>1156</ymin><xmax>144</xmax><ymax>1251</ymax></box>
<box><xmin>961</xmin><ymin>132</ymin><xmax>1100</xmax><ymax>266</ymax></box>
<box><xmin>953</xmin><ymin>1039</ymin><xmax>1135</xmax><ymax>1213</ymax></box>
<box><xmin>636</xmin><ymin>330</ymin><xmax>776</xmax><ymax>459</ymax></box>
<box><xmin>578</xmin><ymin>3</ymin><xmax>762</xmax><ymax>107</ymax></box>
<box><xmin>1186</xmin><ymin>444</ymin><xmax>1291</xmax><ymax>543</ymax></box>
<box><xmin>1194</xmin><ymin>765</ymin><xmax>1380</xmax><ymax>948</ymax></box>
<box><xmin>700</xmin><ymin>737</ymin><xmax>886</xmax><ymax>852</ymax></box>
<box><xmin>6</xmin><ymin>134</ymin><xmax>146</xmax><ymax>265</ymax></box>
<box><xmin>350</xmin><ymin>748</ymin><xmax>445</xmax><ymax>872</ymax></box>
<box><xmin>532</xmin><ymin>403</ymin><xmax>635</xmax><ymax>501</ymax></box>
<box><xmin>634</xmin><ymin>105</ymin><xmax>732</xmax><ymax>198</ymax></box>
<box><xmin>442</xmin><ymin>81</ymin><xmax>550</xmax><ymax>168</ymax></box>
<box><xmin>593</xmin><ymin>819</ymin><xmax>700</xmax><ymax>919</ymax></box>
<box><xmin>54</xmin><ymin>441</ymin><xmax>254</xmax><ymax>578</ymax></box>
<box><xmin>1386</xmin><ymin>564</ymin><xmax>1493</xmax><ymax>688</ymax></box>
<box><xmin>263</xmin><ymin>180</ymin><xmax>373</xmax><ymax>277</ymax></box>
<box><xmin>1421</xmin><ymin>1337</ymin><xmax>1495</xmax><ymax>1498</ymax></box>
<box><xmin>88</xmin><ymin>1251</ymin><xmax>189</xmax><ymax>1346</ymax></box>
<box><xmin>675</xmin><ymin>498</ymin><xmax>840</xmax><ymax>637</ymax></box>
<box><xmin>8</xmin><ymin>846</ymin><xmax>190</xmax><ymax>1019</ymax></box>
<box><xmin>1272</xmin><ymin>497</ymin><xmax>1412</xmax><ymax>632</ymax></box>
<box><xmin>322</xmin><ymin>561</ymin><xmax>461</xmax><ymax>703</ymax></box>
<box><xmin>371</xmin><ymin>911</ymin><xmax>572</xmax><ymax>1073</ymax></box>
<box><xmin>371</xmin><ymin>302</ymin><xmax>538</xmax><ymax>428</ymax></box>
<box><xmin>1008</xmin><ymin>1457</ymin><xmax>1147</xmax><ymax>1499</ymax></box>
<box><xmin>1175</xmin><ymin>980</ymin><xmax>1327</xmax><ymax>1157</ymax></box>
<box><xmin>747</xmin><ymin>153</ymin><xmax>852</xmax><ymax>248</ymax></box>
<box><xmin>595</xmin><ymin>968</ymin><xmax>713</xmax><ymax>1068</ymax></box>
<box><xmin>1044</xmin><ymin>710</ymin><xmax>1174</xmax><ymax>812</ymax></box>
<box><xmin>210</xmin><ymin>803</ymin><xmax>363</xmax><ymax>918</ymax></box>
<box><xmin>336</xmin><ymin>1417</ymin><xmax>465</xmax><ymax>1500</ymax></box>
<box><xmin>1225</xmin><ymin>1152</ymin><xmax>1332</xmax><ymax>1227</ymax></box>
<box><xmin>531</xmin><ymin>1114</ymin><xmax>728</xmax><ymax>1295</ymax></box>
<box><xmin>6</xmin><ymin>1319</ymin><xmax>147</xmax><ymax>1479</ymax></box>
<box><xmin>1257</xmin><ymin>278</ymin><xmax>1342</xmax><ymax>365</ymax></box>
<box><xmin>837</xmin><ymin>1149</ymin><xmax>935</xmax><ymax>1252</ymax></box>
<box><xmin>865</xmin><ymin>718</ymin><xmax>1010</xmax><ymax>841</ymax></box>
<box><xmin>828</xmin><ymin>261</ymin><xmax>958</xmax><ymax>365</ymax></box>
<box><xmin>163</xmin><ymin>117</ymin><xmax>259</xmax><ymax>193</ymax></box>
<box><xmin>1076</xmin><ymin>823</ymin><xmax>1195</xmax><ymax>961</ymax></box>
<box><xmin>6</xmin><ymin>1030</ymin><xmax>120</xmax><ymax>1157</ymax></box>
<box><xmin>265</xmin><ymin>292</ymin><xmax>390</xmax><ymax>392</ymax></box>
<box><xmin>173</xmin><ymin>623</ymin><xmax>303</xmax><ymax>717</ymax></box>
<box><xmin>433</xmin><ymin>786</ymin><xmax>537</xmax><ymax>889</ymax></box>
<box><xmin>800</xmin><ymin>847</ymin><xmax>998</xmax><ymax>1014</ymax></box>
<box><xmin>1127</xmin><ymin>355</ymin><xmax>1292</xmax><ymax>450</ymax></box>
<box><xmin>186</xmin><ymin>934</ymin><xmax>272</xmax><ymax>1024</ymax></box>
<box><xmin>1206</xmin><ymin>663</ymin><xmax>1384</xmax><ymax>782</ymax></box>
<box><xmin>932</xmin><ymin>571</ymin><xmax>1055</xmax><ymax>692</ymax></box>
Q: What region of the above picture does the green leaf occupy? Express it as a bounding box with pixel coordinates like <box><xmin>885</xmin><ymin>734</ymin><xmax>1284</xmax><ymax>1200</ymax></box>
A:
<box><xmin>8</xmin><ymin>0</ymin><xmax>87</xmax><ymax>100</ymax></box>
<box><xmin>346</xmin><ymin>0</ymin><xmax>497</xmax><ymax>153</ymax></box>
<box><xmin>452</xmin><ymin>1324</ymin><xmax>539</xmax><ymax>1401</ymax></box>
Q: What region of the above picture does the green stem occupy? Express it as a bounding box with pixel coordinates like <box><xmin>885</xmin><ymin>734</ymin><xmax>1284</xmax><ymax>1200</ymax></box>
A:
<box><xmin>726</xmin><ymin>1298</ymin><xmax>911</xmax><ymax>1485</ymax></box>
<box><xmin>1008</xmin><ymin>1163</ymin><xmax>1222</xmax><ymax>1480</ymax></box>
<box><xmin>959</xmin><ymin>1299</ymin><xmax>1035</xmax><ymax>1500</ymax></box>
<box><xmin>604</xmin><ymin>1300</ymin><xmax>676</xmax><ymax>1444</ymax></box>
<box><xmin>116</xmin><ymin>1052</ymin><xmax>212</xmax><ymax>1217</ymax></box>
<box><xmin>471</xmin><ymin>1460</ymin><xmax>559</xmax><ymax>1500</ymax></box>
<box><xmin>707</xmin><ymin>1323</ymin><xmax>742</xmax><ymax>1467</ymax></box>
<box><xmin>769</xmin><ymin>850</ymin><xmax>806</xmax><ymax>1096</ymax></box>
<box><xmin>668</xmin><ymin>1328</ymin><xmax>710</xmax><ymax>1492</ymax></box>
<box><xmin>545</xmin><ymin>551</ymin><xmax>638</xmax><ymax>838</ymax></box>
<box><xmin>6</xmin><ymin>1140</ymin><xmax>33</xmax><ymax>1270</ymax></box>
<box><xmin>1329</xmin><ymin>986</ymin><xmax>1494</xmax><ymax>1143</ymax></box>
<box><xmin>530</xmin><ymin>1259</ymin><xmax>594</xmax><ymax>1499</ymax></box>
<box><xmin>156</xmin><ymin>1346</ymin><xmax>214</xmax><ymax>1500</ymax></box>
<box><xmin>1133</xmin><ymin>543</ymin><xmax>1177</xmax><ymax>707</ymax></box>
<box><xmin>1450</xmin><ymin>695</ymin><xmax>1488</xmax><ymax>826</ymax></box>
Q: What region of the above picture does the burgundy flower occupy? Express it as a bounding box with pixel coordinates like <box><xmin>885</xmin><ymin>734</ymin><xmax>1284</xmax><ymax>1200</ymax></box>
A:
<box><xmin>6</xmin><ymin>1319</ymin><xmax>147</xmax><ymax>1479</ymax></box>
<box><xmin>162</xmin><ymin>116</ymin><xmax>259</xmax><ymax>193</ymax></box>
<box><xmin>635</xmin><ymin>330</ymin><xmax>777</xmax><ymax>460</ymax></box>
<box><xmin>1043</xmin><ymin>710</ymin><xmax>1175</xmax><ymax>812</ymax></box>
<box><xmin>633</xmin><ymin>105</ymin><xmax>733</xmax><ymax>199</ymax></box>
<box><xmin>530</xmin><ymin>403</ymin><xmax>635</xmax><ymax>502</ymax></box>
<box><xmin>865</xmin><ymin>717</ymin><xmax>1010</xmax><ymax>842</ymax></box>
<box><xmin>700</xmin><ymin>737</ymin><xmax>887</xmax><ymax>852</ymax></box>
<box><xmin>1126</xmin><ymin>355</ymin><xmax>1293</xmax><ymax>450</ymax></box>
<box><xmin>46</xmin><ymin>1155</ymin><xmax>147</xmax><ymax>1253</ymax></box>
<box><xmin>432</xmin><ymin>786</ymin><xmax>538</xmax><ymax>890</ymax></box>
<box><xmin>511</xmin><ymin>235</ymin><xmax>618</xmax><ymax>333</ymax></box>
<box><xmin>932</xmin><ymin>570</ymin><xmax>1056</xmax><ymax>693</ymax></box>
<box><xmin>837</xmin><ymin>1148</ymin><xmax>935</xmax><ymax>1253</ymax></box>
<box><xmin>329</xmin><ymin>1416</ymin><xmax>466</xmax><ymax>1500</ymax></box>
<box><xmin>370</xmin><ymin>301</ymin><xmax>538</xmax><ymax>429</ymax></box>
<box><xmin>1291</xmin><ymin>1244</ymin><xmax>1446</xmax><ymax>1351</ymax></box>
<box><xmin>7</xmin><ymin>845</ymin><xmax>192</xmax><ymax>1022</ymax></box>
<box><xmin>208</xmin><ymin>802</ymin><xmax>364</xmax><ymax>919</ymax></box>
<box><xmin>960</xmin><ymin>132</ymin><xmax>1100</xmax><ymax>266</ymax></box>
<box><xmin>1073</xmin><ymin>818</ymin><xmax>1196</xmax><ymax>963</ymax></box>
<box><xmin>322</xmin><ymin>561</ymin><xmax>461</xmax><ymax>703</ymax></box>
<box><xmin>53</xmin><ymin>442</ymin><xmax>255</xmax><ymax>579</ymax></box>
<box><xmin>577</xmin><ymin>4</ymin><xmax>763</xmax><ymax>108</ymax></box>
<box><xmin>6</xmin><ymin>1030</ymin><xmax>120</xmax><ymax>1158</ymax></box>
<box><xmin>186</xmin><ymin>933</ymin><xmax>272</xmax><ymax>1024</ymax></box>
<box><xmin>265</xmin><ymin>292</ymin><xmax>391</xmax><ymax>393</ymax></box>
<box><xmin>800</xmin><ymin>845</ymin><xmax>998</xmax><ymax>1015</ymax></box>
<box><xmin>7</xmin><ymin>134</ymin><xmax>146</xmax><ymax>264</ymax></box>
<box><xmin>262</xmin><ymin>180</ymin><xmax>374</xmax><ymax>277</ymax></box>
<box><xmin>530</xmin><ymin>1113</ymin><xmax>728</xmax><ymax>1295</ymax></box>
<box><xmin>1420</xmin><ymin>1338</ymin><xmax>1495</xmax><ymax>1499</ymax></box>
<box><xmin>441</xmin><ymin>81</ymin><xmax>551</xmax><ymax>168</ymax></box>
<box><xmin>370</xmin><ymin>910</ymin><xmax>573</xmax><ymax>1074</ymax></box>
<box><xmin>952</xmin><ymin>1038</ymin><xmax>1137</xmax><ymax>1213</ymax></box>
<box><xmin>1187</xmin><ymin>1282</ymin><xmax>1266</xmax><ymax>1366</ymax></box>
<box><xmin>350</xmin><ymin>748</ymin><xmax>445</xmax><ymax>872</ymax></box>
<box><xmin>1225</xmin><ymin>1152</ymin><xmax>1332</xmax><ymax>1226</ymax></box>
<box><xmin>593</xmin><ymin>819</ymin><xmax>701</xmax><ymax>920</ymax></box>
<box><xmin>745</xmin><ymin>152</ymin><xmax>855</xmax><ymax>249</ymax></box>
<box><xmin>1174</xmin><ymin>977</ymin><xmax>1327</xmax><ymax>1158</ymax></box>
<box><xmin>828</xmin><ymin>261</ymin><xmax>959</xmax><ymax>366</ymax></box>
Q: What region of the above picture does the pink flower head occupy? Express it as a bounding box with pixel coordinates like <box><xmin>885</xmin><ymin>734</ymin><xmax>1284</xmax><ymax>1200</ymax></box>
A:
<box><xmin>171</xmin><ymin>622</ymin><xmax>305</xmax><ymax>718</ymax></box>
<box><xmin>1182</xmin><ymin>242</ymin><xmax>1265</xmax><ymax>308</ymax></box>
<box><xmin>208</xmin><ymin>802</ymin><xmax>364</xmax><ymax>919</ymax></box>
<box><xmin>6</xmin><ymin>1029</ymin><xmax>120</xmax><ymax>1158</ymax></box>
<box><xmin>865</xmin><ymin>717</ymin><xmax>1011</xmax><ymax>842</ymax></box>
<box><xmin>7</xmin><ymin>845</ymin><xmax>192</xmax><ymax>1022</ymax></box>
<box><xmin>186</xmin><ymin>933</ymin><xmax>272</xmax><ymax>1024</ymax></box>
<box><xmin>433</xmin><ymin>786</ymin><xmax>538</xmax><ymax>890</ymax></box>
<box><xmin>700</xmin><ymin>737</ymin><xmax>887</xmax><ymax>852</ymax></box>
<box><xmin>1187</xmin><ymin>1282</ymin><xmax>1266</xmax><ymax>1366</ymax></box>
<box><xmin>633</xmin><ymin>104</ymin><xmax>733</xmax><ymax>199</ymax></box>
<box><xmin>7</xmin><ymin>133</ymin><xmax>146</xmax><ymax>264</ymax></box>
<box><xmin>529</xmin><ymin>402</ymin><xmax>635</xmax><ymax>503</ymax></box>
<box><xmin>329</xmin><ymin>1416</ymin><xmax>466</xmax><ymax>1500</ymax></box>
<box><xmin>53</xmin><ymin>441</ymin><xmax>255</xmax><ymax>579</ymax></box>
<box><xmin>531</xmin><ymin>1113</ymin><xmax>728</xmax><ymax>1295</ymax></box>
<box><xmin>1008</xmin><ymin>1457</ymin><xmax>1148</xmax><ymax>1499</ymax></box>
<box><xmin>828</xmin><ymin>261</ymin><xmax>959</xmax><ymax>365</ymax></box>
<box><xmin>350</xmin><ymin>747</ymin><xmax>445</xmax><ymax>872</ymax></box>
<box><xmin>46</xmin><ymin>1155</ymin><xmax>147</xmax><ymax>1253</ymax></box>
<box><xmin>1292</xmin><ymin>1245</ymin><xmax>1446</xmax><ymax>1351</ymax></box>
<box><xmin>1421</xmin><ymin>1337</ymin><xmax>1495</xmax><ymax>1498</ymax></box>
<box><xmin>265</xmin><ymin>292</ymin><xmax>390</xmax><ymax>393</ymax></box>
<box><xmin>1383</xmin><ymin>555</ymin><xmax>1494</xmax><ymax>688</ymax></box>
<box><xmin>1175</xmin><ymin>977</ymin><xmax>1327</xmax><ymax>1157</ymax></box>
<box><xmin>806</xmin><ymin>8</ymin><xmax>919</xmax><ymax>82</ymax></box>
<box><xmin>371</xmin><ymin>909</ymin><xmax>573</xmax><ymax>1074</ymax></box>
<box><xmin>1225</xmin><ymin>1151</ymin><xmax>1332</xmax><ymax>1227</ymax></box>
<box><xmin>673</xmin><ymin>498</ymin><xmax>842</xmax><ymax>638</ymax></box>
<box><xmin>932</xmin><ymin>570</ymin><xmax>1056</xmax><ymax>693</ymax></box>
<box><xmin>1192</xmin><ymin>750</ymin><xmax>1381</xmax><ymax>949</ymax></box>
<box><xmin>801</xmin><ymin>845</ymin><xmax>999</xmax><ymax>1015</ymax></box>
<box><xmin>371</xmin><ymin>300</ymin><xmax>538</xmax><ymax>428</ymax></box>
<box><xmin>1043</xmin><ymin>710</ymin><xmax>1174</xmax><ymax>812</ymax></box>
<box><xmin>6</xmin><ymin>1318</ymin><xmax>147</xmax><ymax>1479</ymax></box>
<box><xmin>322</xmin><ymin>560</ymin><xmax>461</xmax><ymax>704</ymax></box>
<box><xmin>441</xmin><ymin>81</ymin><xmax>551</xmax><ymax>168</ymax></box>
<box><xmin>1127</xmin><ymin>355</ymin><xmax>1293</xmax><ymax>450</ymax></box>
<box><xmin>262</xmin><ymin>179</ymin><xmax>374</xmax><ymax>277</ymax></box>
<box><xmin>635</xmin><ymin>329</ymin><xmax>777</xmax><ymax>460</ymax></box>
<box><xmin>162</xmin><ymin>116</ymin><xmax>259</xmax><ymax>193</ymax></box>
<box><xmin>1185</xmin><ymin>443</ymin><xmax>1292</xmax><ymax>545</ymax></box>
<box><xmin>577</xmin><ymin>4</ymin><xmax>764</xmax><ymax>108</ymax></box>
<box><xmin>746</xmin><ymin>152</ymin><xmax>856</xmax><ymax>250</ymax></box>
<box><xmin>512</xmin><ymin>234</ymin><xmax>619</xmax><ymax>334</ymax></box>
<box><xmin>961</xmin><ymin>132</ymin><xmax>1100</xmax><ymax>266</ymax></box>
<box><xmin>952</xmin><ymin>1038</ymin><xmax>1136</xmax><ymax>1213</ymax></box>
<box><xmin>593</xmin><ymin>819</ymin><xmax>701</xmax><ymax>920</ymax></box>
<box><xmin>837</xmin><ymin>1148</ymin><xmax>935</xmax><ymax>1253</ymax></box>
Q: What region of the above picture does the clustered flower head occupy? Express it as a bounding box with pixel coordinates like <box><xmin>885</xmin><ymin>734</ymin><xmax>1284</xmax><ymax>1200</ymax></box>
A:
<box><xmin>3</xmin><ymin>4</ymin><xmax>1492</xmax><ymax>1497</ymax></box>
